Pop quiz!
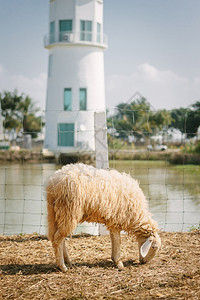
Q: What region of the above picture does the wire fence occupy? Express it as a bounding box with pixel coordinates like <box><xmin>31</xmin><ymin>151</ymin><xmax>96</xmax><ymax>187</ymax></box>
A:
<box><xmin>0</xmin><ymin>107</ymin><xmax>200</xmax><ymax>235</ymax></box>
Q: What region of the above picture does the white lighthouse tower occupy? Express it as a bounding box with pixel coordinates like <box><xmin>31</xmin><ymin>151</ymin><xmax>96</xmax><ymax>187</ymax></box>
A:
<box><xmin>44</xmin><ymin>0</ymin><xmax>107</xmax><ymax>154</ymax></box>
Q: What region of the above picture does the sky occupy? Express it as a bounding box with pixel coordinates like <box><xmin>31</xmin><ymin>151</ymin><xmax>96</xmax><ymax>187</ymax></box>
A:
<box><xmin>0</xmin><ymin>0</ymin><xmax>200</xmax><ymax>112</ymax></box>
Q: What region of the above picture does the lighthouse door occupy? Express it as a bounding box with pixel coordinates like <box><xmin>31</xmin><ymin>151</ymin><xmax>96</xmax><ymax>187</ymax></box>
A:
<box><xmin>58</xmin><ymin>123</ymin><xmax>74</xmax><ymax>147</ymax></box>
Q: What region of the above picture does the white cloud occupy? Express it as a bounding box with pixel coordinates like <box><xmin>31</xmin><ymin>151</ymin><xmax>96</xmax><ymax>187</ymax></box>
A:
<box><xmin>0</xmin><ymin>64</ymin><xmax>47</xmax><ymax>110</ymax></box>
<box><xmin>106</xmin><ymin>63</ymin><xmax>200</xmax><ymax>111</ymax></box>
<box><xmin>1</xmin><ymin>63</ymin><xmax>199</xmax><ymax>113</ymax></box>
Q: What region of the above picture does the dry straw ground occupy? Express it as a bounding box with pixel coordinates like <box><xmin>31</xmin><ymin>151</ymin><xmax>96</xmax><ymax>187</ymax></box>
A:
<box><xmin>0</xmin><ymin>231</ymin><xmax>199</xmax><ymax>299</ymax></box>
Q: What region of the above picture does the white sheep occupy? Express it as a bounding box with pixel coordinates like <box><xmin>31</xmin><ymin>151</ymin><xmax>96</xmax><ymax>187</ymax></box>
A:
<box><xmin>46</xmin><ymin>163</ymin><xmax>161</xmax><ymax>272</ymax></box>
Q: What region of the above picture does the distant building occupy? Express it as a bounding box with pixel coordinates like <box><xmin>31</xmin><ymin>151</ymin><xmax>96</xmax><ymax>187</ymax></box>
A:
<box><xmin>44</xmin><ymin>0</ymin><xmax>107</xmax><ymax>154</ymax></box>
<box><xmin>197</xmin><ymin>126</ymin><xmax>200</xmax><ymax>141</ymax></box>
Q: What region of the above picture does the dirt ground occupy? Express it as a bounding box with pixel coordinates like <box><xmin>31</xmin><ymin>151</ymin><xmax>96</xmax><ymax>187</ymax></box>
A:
<box><xmin>0</xmin><ymin>231</ymin><xmax>199</xmax><ymax>300</ymax></box>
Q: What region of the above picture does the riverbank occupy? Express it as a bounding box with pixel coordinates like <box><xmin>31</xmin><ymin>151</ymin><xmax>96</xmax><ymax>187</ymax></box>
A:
<box><xmin>0</xmin><ymin>150</ymin><xmax>94</xmax><ymax>164</ymax></box>
<box><xmin>0</xmin><ymin>149</ymin><xmax>200</xmax><ymax>165</ymax></box>
<box><xmin>0</xmin><ymin>150</ymin><xmax>53</xmax><ymax>163</ymax></box>
<box><xmin>109</xmin><ymin>150</ymin><xmax>200</xmax><ymax>164</ymax></box>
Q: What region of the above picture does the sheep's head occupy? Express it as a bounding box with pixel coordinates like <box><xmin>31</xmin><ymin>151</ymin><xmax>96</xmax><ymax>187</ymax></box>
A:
<box><xmin>137</xmin><ymin>232</ymin><xmax>161</xmax><ymax>264</ymax></box>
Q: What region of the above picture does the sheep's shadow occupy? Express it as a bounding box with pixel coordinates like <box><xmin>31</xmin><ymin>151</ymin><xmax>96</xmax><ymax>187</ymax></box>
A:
<box><xmin>0</xmin><ymin>259</ymin><xmax>138</xmax><ymax>275</ymax></box>
<box><xmin>74</xmin><ymin>259</ymin><xmax>137</xmax><ymax>269</ymax></box>
<box><xmin>0</xmin><ymin>263</ymin><xmax>58</xmax><ymax>275</ymax></box>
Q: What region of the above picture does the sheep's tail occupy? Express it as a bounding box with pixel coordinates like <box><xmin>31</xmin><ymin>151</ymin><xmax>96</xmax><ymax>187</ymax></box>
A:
<box><xmin>46</xmin><ymin>187</ymin><xmax>57</xmax><ymax>242</ymax></box>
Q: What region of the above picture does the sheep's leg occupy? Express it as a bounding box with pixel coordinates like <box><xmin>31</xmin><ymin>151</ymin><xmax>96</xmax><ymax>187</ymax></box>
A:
<box><xmin>52</xmin><ymin>230</ymin><xmax>68</xmax><ymax>272</ymax></box>
<box><xmin>62</xmin><ymin>239</ymin><xmax>72</xmax><ymax>268</ymax></box>
<box><xmin>47</xmin><ymin>193</ymin><xmax>56</xmax><ymax>243</ymax></box>
<box><xmin>110</xmin><ymin>231</ymin><xmax>124</xmax><ymax>269</ymax></box>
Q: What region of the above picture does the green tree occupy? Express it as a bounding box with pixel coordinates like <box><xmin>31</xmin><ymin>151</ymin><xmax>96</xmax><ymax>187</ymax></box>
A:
<box><xmin>170</xmin><ymin>107</ymin><xmax>188</xmax><ymax>134</ymax></box>
<box><xmin>107</xmin><ymin>98</ymin><xmax>152</xmax><ymax>141</ymax></box>
<box><xmin>107</xmin><ymin>98</ymin><xmax>173</xmax><ymax>142</ymax></box>
<box><xmin>1</xmin><ymin>90</ymin><xmax>22</xmax><ymax>135</ymax></box>
<box><xmin>17</xmin><ymin>95</ymin><xmax>42</xmax><ymax>138</ymax></box>
<box><xmin>150</xmin><ymin>109</ymin><xmax>172</xmax><ymax>133</ymax></box>
<box><xmin>186</xmin><ymin>102</ymin><xmax>200</xmax><ymax>137</ymax></box>
<box><xmin>171</xmin><ymin>102</ymin><xmax>200</xmax><ymax>138</ymax></box>
<box><xmin>0</xmin><ymin>90</ymin><xmax>43</xmax><ymax>139</ymax></box>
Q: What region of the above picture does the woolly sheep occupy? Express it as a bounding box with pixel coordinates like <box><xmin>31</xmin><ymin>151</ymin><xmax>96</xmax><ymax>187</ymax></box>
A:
<box><xmin>46</xmin><ymin>163</ymin><xmax>161</xmax><ymax>272</ymax></box>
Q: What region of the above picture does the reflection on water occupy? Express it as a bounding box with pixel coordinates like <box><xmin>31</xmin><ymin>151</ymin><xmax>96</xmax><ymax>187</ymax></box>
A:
<box><xmin>0</xmin><ymin>161</ymin><xmax>200</xmax><ymax>235</ymax></box>
<box><xmin>110</xmin><ymin>160</ymin><xmax>200</xmax><ymax>231</ymax></box>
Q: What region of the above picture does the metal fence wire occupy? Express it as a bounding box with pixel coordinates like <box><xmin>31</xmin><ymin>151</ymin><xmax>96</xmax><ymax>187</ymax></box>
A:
<box><xmin>0</xmin><ymin>107</ymin><xmax>200</xmax><ymax>235</ymax></box>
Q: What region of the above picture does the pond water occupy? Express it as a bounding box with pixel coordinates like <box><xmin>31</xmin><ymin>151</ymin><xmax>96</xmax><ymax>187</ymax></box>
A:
<box><xmin>0</xmin><ymin>161</ymin><xmax>200</xmax><ymax>235</ymax></box>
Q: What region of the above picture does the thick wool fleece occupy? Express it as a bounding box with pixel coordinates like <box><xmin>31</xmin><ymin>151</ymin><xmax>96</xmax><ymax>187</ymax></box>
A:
<box><xmin>46</xmin><ymin>163</ymin><xmax>158</xmax><ymax>241</ymax></box>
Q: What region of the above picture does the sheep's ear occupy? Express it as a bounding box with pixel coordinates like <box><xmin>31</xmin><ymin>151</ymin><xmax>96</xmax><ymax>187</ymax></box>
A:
<box><xmin>140</xmin><ymin>237</ymin><xmax>153</xmax><ymax>258</ymax></box>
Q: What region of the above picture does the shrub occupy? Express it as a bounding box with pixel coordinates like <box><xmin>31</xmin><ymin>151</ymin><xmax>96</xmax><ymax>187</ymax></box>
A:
<box><xmin>182</xmin><ymin>141</ymin><xmax>200</xmax><ymax>154</ymax></box>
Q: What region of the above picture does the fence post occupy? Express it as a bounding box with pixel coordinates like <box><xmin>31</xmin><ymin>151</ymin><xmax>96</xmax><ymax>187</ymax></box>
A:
<box><xmin>94</xmin><ymin>111</ymin><xmax>109</xmax><ymax>235</ymax></box>
<box><xmin>94</xmin><ymin>111</ymin><xmax>109</xmax><ymax>169</ymax></box>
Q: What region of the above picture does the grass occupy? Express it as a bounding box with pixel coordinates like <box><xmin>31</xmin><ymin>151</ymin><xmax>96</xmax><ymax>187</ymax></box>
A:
<box><xmin>181</xmin><ymin>141</ymin><xmax>200</xmax><ymax>154</ymax></box>
<box><xmin>109</xmin><ymin>159</ymin><xmax>169</xmax><ymax>169</ymax></box>
<box><xmin>171</xmin><ymin>164</ymin><xmax>200</xmax><ymax>175</ymax></box>
<box><xmin>188</xmin><ymin>222</ymin><xmax>200</xmax><ymax>232</ymax></box>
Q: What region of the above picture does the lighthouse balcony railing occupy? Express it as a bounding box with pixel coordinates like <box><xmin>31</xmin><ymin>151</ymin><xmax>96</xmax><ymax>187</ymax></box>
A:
<box><xmin>44</xmin><ymin>31</ymin><xmax>108</xmax><ymax>48</ymax></box>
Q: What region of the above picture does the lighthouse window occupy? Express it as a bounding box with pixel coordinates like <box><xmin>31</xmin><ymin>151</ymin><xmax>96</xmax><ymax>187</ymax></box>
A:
<box><xmin>59</xmin><ymin>20</ymin><xmax>72</xmax><ymax>41</ymax></box>
<box><xmin>97</xmin><ymin>23</ymin><xmax>101</xmax><ymax>43</ymax></box>
<box><xmin>64</xmin><ymin>88</ymin><xmax>72</xmax><ymax>111</ymax></box>
<box><xmin>79</xmin><ymin>88</ymin><xmax>87</xmax><ymax>111</ymax></box>
<box><xmin>50</xmin><ymin>21</ymin><xmax>55</xmax><ymax>43</ymax></box>
<box><xmin>48</xmin><ymin>55</ymin><xmax>53</xmax><ymax>77</ymax></box>
<box><xmin>58</xmin><ymin>123</ymin><xmax>74</xmax><ymax>147</ymax></box>
<box><xmin>80</xmin><ymin>20</ymin><xmax>92</xmax><ymax>41</ymax></box>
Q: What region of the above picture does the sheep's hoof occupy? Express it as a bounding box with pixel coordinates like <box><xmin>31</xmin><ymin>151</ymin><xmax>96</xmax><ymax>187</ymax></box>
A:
<box><xmin>117</xmin><ymin>261</ymin><xmax>124</xmax><ymax>270</ymax></box>
<box><xmin>59</xmin><ymin>265</ymin><xmax>68</xmax><ymax>272</ymax></box>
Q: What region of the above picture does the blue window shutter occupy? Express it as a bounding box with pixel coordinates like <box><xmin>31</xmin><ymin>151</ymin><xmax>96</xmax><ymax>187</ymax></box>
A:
<box><xmin>48</xmin><ymin>55</ymin><xmax>53</xmax><ymax>77</ymax></box>
<box><xmin>79</xmin><ymin>88</ymin><xmax>87</xmax><ymax>110</ymax></box>
<box><xmin>59</xmin><ymin>20</ymin><xmax>72</xmax><ymax>41</ymax></box>
<box><xmin>64</xmin><ymin>88</ymin><xmax>72</xmax><ymax>111</ymax></box>
<box><xmin>59</xmin><ymin>20</ymin><xmax>72</xmax><ymax>32</ymax></box>
<box><xmin>80</xmin><ymin>20</ymin><xmax>92</xmax><ymax>41</ymax></box>
<box><xmin>50</xmin><ymin>21</ymin><xmax>55</xmax><ymax>43</ymax></box>
<box><xmin>97</xmin><ymin>23</ymin><xmax>101</xmax><ymax>43</ymax></box>
<box><xmin>58</xmin><ymin>123</ymin><xmax>74</xmax><ymax>147</ymax></box>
